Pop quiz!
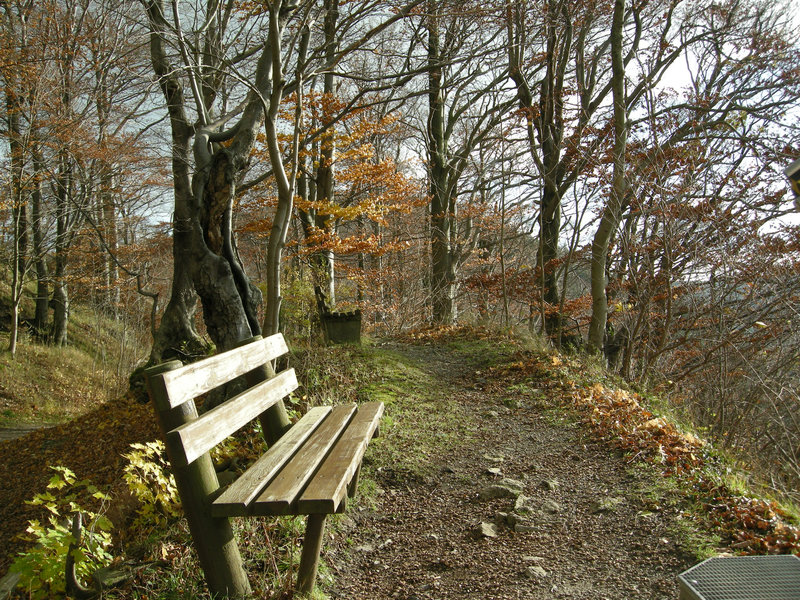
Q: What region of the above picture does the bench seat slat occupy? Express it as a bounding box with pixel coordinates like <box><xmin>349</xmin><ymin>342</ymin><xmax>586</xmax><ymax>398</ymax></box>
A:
<box><xmin>158</xmin><ymin>334</ymin><xmax>289</xmax><ymax>409</ymax></box>
<box><xmin>250</xmin><ymin>404</ymin><xmax>357</xmax><ymax>516</ymax></box>
<box><xmin>212</xmin><ymin>406</ymin><xmax>332</xmax><ymax>517</ymax></box>
<box><xmin>297</xmin><ymin>402</ymin><xmax>384</xmax><ymax>514</ymax></box>
<box><xmin>167</xmin><ymin>368</ymin><xmax>298</xmax><ymax>467</ymax></box>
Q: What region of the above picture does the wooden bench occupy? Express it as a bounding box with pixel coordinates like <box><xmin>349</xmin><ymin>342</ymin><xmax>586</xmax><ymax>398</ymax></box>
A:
<box><xmin>144</xmin><ymin>334</ymin><xmax>383</xmax><ymax>598</ymax></box>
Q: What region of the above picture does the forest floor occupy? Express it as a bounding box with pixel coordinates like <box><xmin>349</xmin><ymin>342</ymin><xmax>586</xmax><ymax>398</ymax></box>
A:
<box><xmin>1</xmin><ymin>330</ymin><xmax>796</xmax><ymax>599</ymax></box>
<box><xmin>327</xmin><ymin>341</ymin><xmax>694</xmax><ymax>600</ymax></box>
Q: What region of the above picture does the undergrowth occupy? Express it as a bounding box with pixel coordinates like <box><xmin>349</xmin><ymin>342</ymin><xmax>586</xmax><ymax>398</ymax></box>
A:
<box><xmin>9</xmin><ymin>324</ymin><xmax>799</xmax><ymax>600</ymax></box>
<box><xmin>473</xmin><ymin>331</ymin><xmax>800</xmax><ymax>558</ymax></box>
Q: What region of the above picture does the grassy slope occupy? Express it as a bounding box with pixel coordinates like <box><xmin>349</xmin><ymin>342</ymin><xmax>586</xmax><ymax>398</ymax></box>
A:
<box><xmin>0</xmin><ymin>283</ymin><xmax>141</xmax><ymax>426</ymax></box>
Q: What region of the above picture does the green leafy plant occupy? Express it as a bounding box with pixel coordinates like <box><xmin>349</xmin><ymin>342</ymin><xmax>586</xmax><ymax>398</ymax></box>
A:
<box><xmin>10</xmin><ymin>466</ymin><xmax>114</xmax><ymax>599</ymax></box>
<box><xmin>123</xmin><ymin>440</ymin><xmax>182</xmax><ymax>530</ymax></box>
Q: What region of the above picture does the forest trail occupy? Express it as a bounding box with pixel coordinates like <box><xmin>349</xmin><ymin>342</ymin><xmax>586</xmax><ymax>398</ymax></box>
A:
<box><xmin>330</xmin><ymin>342</ymin><xmax>693</xmax><ymax>599</ymax></box>
<box><xmin>0</xmin><ymin>425</ymin><xmax>43</xmax><ymax>442</ymax></box>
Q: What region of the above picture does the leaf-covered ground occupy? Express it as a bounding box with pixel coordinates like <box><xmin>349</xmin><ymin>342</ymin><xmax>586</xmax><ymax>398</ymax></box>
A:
<box><xmin>0</xmin><ymin>394</ymin><xmax>158</xmax><ymax>575</ymax></box>
<box><xmin>1</xmin><ymin>328</ymin><xmax>797</xmax><ymax>598</ymax></box>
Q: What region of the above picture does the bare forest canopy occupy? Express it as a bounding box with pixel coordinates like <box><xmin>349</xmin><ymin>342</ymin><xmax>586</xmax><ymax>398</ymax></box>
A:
<box><xmin>2</xmin><ymin>0</ymin><xmax>800</xmax><ymax>500</ymax></box>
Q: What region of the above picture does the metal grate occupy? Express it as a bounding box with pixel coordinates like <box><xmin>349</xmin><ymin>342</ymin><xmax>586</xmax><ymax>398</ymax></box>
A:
<box><xmin>678</xmin><ymin>555</ymin><xmax>800</xmax><ymax>600</ymax></box>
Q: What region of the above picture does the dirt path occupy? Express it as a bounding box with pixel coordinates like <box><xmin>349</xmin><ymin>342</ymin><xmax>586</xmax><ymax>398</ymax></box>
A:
<box><xmin>330</xmin><ymin>344</ymin><xmax>693</xmax><ymax>599</ymax></box>
<box><xmin>0</xmin><ymin>424</ymin><xmax>46</xmax><ymax>442</ymax></box>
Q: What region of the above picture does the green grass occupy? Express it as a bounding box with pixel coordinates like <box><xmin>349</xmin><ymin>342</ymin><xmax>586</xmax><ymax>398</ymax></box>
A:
<box><xmin>0</xmin><ymin>333</ymin><xmax>129</xmax><ymax>425</ymax></box>
<box><xmin>625</xmin><ymin>462</ymin><xmax>722</xmax><ymax>561</ymax></box>
<box><xmin>0</xmin><ymin>281</ymin><xmax>147</xmax><ymax>425</ymax></box>
<box><xmin>357</xmin><ymin>347</ymin><xmax>477</xmax><ymax>483</ymax></box>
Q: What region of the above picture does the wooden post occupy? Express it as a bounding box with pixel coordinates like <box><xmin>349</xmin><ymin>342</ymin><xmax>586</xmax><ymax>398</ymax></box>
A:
<box><xmin>296</xmin><ymin>514</ymin><xmax>327</xmax><ymax>596</ymax></box>
<box><xmin>347</xmin><ymin>465</ymin><xmax>362</xmax><ymax>498</ymax></box>
<box><xmin>234</xmin><ymin>335</ymin><xmax>292</xmax><ymax>444</ymax></box>
<box><xmin>145</xmin><ymin>362</ymin><xmax>252</xmax><ymax>598</ymax></box>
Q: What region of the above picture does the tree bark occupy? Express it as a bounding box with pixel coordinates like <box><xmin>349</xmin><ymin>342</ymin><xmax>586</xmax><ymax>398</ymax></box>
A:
<box><xmin>263</xmin><ymin>4</ymin><xmax>307</xmax><ymax>336</ymax></box>
<box><xmin>588</xmin><ymin>0</ymin><xmax>627</xmax><ymax>355</ymax></box>
<box><xmin>427</xmin><ymin>4</ymin><xmax>455</xmax><ymax>325</ymax></box>
<box><xmin>318</xmin><ymin>0</ymin><xmax>339</xmax><ymax>305</ymax></box>
<box><xmin>143</xmin><ymin>0</ymin><xmax>276</xmax><ymax>360</ymax></box>
<box><xmin>6</xmin><ymin>87</ymin><xmax>25</xmax><ymax>355</ymax></box>
<box><xmin>31</xmin><ymin>147</ymin><xmax>49</xmax><ymax>337</ymax></box>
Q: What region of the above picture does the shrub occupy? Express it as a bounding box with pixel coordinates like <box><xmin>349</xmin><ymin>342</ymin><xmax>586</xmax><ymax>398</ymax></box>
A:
<box><xmin>123</xmin><ymin>440</ymin><xmax>182</xmax><ymax>530</ymax></box>
<box><xmin>9</xmin><ymin>466</ymin><xmax>114</xmax><ymax>599</ymax></box>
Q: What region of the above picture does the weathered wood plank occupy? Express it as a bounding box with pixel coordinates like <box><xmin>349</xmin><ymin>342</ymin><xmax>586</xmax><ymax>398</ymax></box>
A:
<box><xmin>250</xmin><ymin>404</ymin><xmax>357</xmax><ymax>515</ymax></box>
<box><xmin>158</xmin><ymin>334</ymin><xmax>288</xmax><ymax>409</ymax></box>
<box><xmin>167</xmin><ymin>368</ymin><xmax>298</xmax><ymax>466</ymax></box>
<box><xmin>297</xmin><ymin>402</ymin><xmax>384</xmax><ymax>514</ymax></box>
<box><xmin>212</xmin><ymin>406</ymin><xmax>332</xmax><ymax>517</ymax></box>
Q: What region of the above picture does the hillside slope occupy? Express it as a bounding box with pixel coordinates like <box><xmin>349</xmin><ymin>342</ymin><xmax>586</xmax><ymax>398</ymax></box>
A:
<box><xmin>0</xmin><ymin>327</ymin><xmax>797</xmax><ymax>598</ymax></box>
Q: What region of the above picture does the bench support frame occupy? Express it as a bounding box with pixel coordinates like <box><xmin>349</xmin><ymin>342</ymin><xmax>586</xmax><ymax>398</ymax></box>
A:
<box><xmin>145</xmin><ymin>360</ymin><xmax>252</xmax><ymax>597</ymax></box>
<box><xmin>297</xmin><ymin>514</ymin><xmax>327</xmax><ymax>595</ymax></box>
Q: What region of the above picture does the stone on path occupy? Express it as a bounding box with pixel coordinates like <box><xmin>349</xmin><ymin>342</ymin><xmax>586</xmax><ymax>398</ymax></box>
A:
<box><xmin>526</xmin><ymin>565</ymin><xmax>548</xmax><ymax>579</ymax></box>
<box><xmin>475</xmin><ymin>522</ymin><xmax>499</xmax><ymax>538</ymax></box>
<box><xmin>478</xmin><ymin>478</ymin><xmax>524</xmax><ymax>500</ymax></box>
<box><xmin>590</xmin><ymin>496</ymin><xmax>624</xmax><ymax>514</ymax></box>
<box><xmin>542</xmin><ymin>499</ymin><xmax>562</xmax><ymax>514</ymax></box>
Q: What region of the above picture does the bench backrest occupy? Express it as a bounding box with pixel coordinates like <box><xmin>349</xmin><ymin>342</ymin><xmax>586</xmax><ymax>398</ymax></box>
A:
<box><xmin>146</xmin><ymin>334</ymin><xmax>297</xmax><ymax>467</ymax></box>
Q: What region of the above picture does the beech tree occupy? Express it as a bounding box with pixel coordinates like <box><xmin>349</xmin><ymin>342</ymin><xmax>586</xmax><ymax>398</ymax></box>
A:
<box><xmin>1</xmin><ymin>0</ymin><xmax>153</xmax><ymax>354</ymax></box>
<box><xmin>140</xmin><ymin>0</ymin><xmax>425</xmax><ymax>358</ymax></box>
<box><xmin>587</xmin><ymin>0</ymin><xmax>626</xmax><ymax>354</ymax></box>
<box><xmin>423</xmin><ymin>1</ymin><xmax>513</xmax><ymax>324</ymax></box>
<box><xmin>506</xmin><ymin>0</ymin><xmax>696</xmax><ymax>341</ymax></box>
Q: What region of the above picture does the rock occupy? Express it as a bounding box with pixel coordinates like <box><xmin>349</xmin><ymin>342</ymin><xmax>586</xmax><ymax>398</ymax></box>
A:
<box><xmin>514</xmin><ymin>520</ymin><xmax>536</xmax><ymax>533</ymax></box>
<box><xmin>541</xmin><ymin>479</ymin><xmax>559</xmax><ymax>491</ymax></box>
<box><xmin>522</xmin><ymin>555</ymin><xmax>546</xmax><ymax>562</ymax></box>
<box><xmin>590</xmin><ymin>496</ymin><xmax>624</xmax><ymax>514</ymax></box>
<box><xmin>478</xmin><ymin>478</ymin><xmax>524</xmax><ymax>500</ymax></box>
<box><xmin>483</xmin><ymin>454</ymin><xmax>505</xmax><ymax>463</ymax></box>
<box><xmin>486</xmin><ymin>466</ymin><xmax>503</xmax><ymax>476</ymax></box>
<box><xmin>526</xmin><ymin>565</ymin><xmax>548</xmax><ymax>579</ymax></box>
<box><xmin>475</xmin><ymin>522</ymin><xmax>499</xmax><ymax>538</ymax></box>
<box><xmin>514</xmin><ymin>494</ymin><xmax>536</xmax><ymax>515</ymax></box>
<box><xmin>355</xmin><ymin>543</ymin><xmax>375</xmax><ymax>553</ymax></box>
<box><xmin>337</xmin><ymin>515</ymin><xmax>357</xmax><ymax>531</ymax></box>
<box><xmin>542</xmin><ymin>499</ymin><xmax>562</xmax><ymax>514</ymax></box>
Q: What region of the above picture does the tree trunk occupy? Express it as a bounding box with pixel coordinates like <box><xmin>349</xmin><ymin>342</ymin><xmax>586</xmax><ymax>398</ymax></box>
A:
<box><xmin>52</xmin><ymin>259</ymin><xmax>69</xmax><ymax>347</ymax></box>
<box><xmin>263</xmin><ymin>5</ymin><xmax>307</xmax><ymax>336</ymax></box>
<box><xmin>318</xmin><ymin>0</ymin><xmax>338</xmax><ymax>305</ymax></box>
<box><xmin>508</xmin><ymin>1</ymin><xmax>566</xmax><ymax>339</ymax></box>
<box><xmin>6</xmin><ymin>88</ymin><xmax>25</xmax><ymax>355</ymax></box>
<box><xmin>52</xmin><ymin>156</ymin><xmax>72</xmax><ymax>347</ymax></box>
<box><xmin>588</xmin><ymin>0</ymin><xmax>627</xmax><ymax>355</ymax></box>
<box><xmin>31</xmin><ymin>147</ymin><xmax>49</xmax><ymax>337</ymax></box>
<box><xmin>427</xmin><ymin>5</ymin><xmax>455</xmax><ymax>325</ymax></box>
<box><xmin>143</xmin><ymin>0</ymin><xmax>273</xmax><ymax>362</ymax></box>
<box><xmin>101</xmin><ymin>169</ymin><xmax>119</xmax><ymax>316</ymax></box>
<box><xmin>538</xmin><ymin>182</ymin><xmax>562</xmax><ymax>337</ymax></box>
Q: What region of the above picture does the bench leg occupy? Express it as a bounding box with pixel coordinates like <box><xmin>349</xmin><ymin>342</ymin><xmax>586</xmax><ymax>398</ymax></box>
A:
<box><xmin>296</xmin><ymin>514</ymin><xmax>327</xmax><ymax>596</ymax></box>
<box><xmin>347</xmin><ymin>465</ymin><xmax>361</xmax><ymax>498</ymax></box>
